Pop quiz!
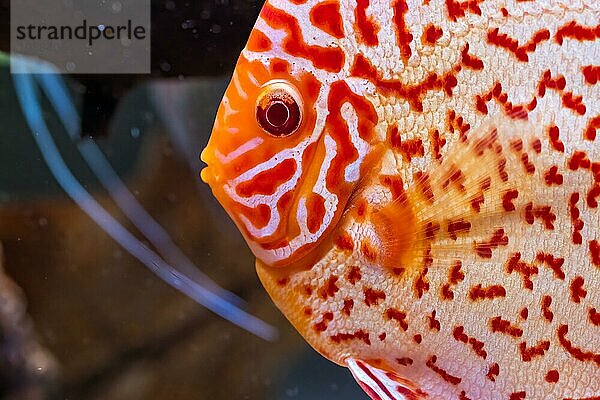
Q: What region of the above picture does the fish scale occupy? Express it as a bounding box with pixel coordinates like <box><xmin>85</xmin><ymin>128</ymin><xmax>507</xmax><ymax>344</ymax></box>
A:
<box><xmin>201</xmin><ymin>0</ymin><xmax>600</xmax><ymax>398</ymax></box>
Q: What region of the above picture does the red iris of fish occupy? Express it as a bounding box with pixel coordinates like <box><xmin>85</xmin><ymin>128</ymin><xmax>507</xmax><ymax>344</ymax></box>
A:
<box><xmin>256</xmin><ymin>89</ymin><xmax>301</xmax><ymax>137</ymax></box>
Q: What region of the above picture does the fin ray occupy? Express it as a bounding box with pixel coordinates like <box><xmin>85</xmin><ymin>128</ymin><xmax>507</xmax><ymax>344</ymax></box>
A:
<box><xmin>346</xmin><ymin>358</ymin><xmax>426</xmax><ymax>400</ymax></box>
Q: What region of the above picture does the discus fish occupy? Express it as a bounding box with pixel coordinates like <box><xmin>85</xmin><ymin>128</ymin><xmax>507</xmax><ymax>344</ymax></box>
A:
<box><xmin>201</xmin><ymin>0</ymin><xmax>600</xmax><ymax>398</ymax></box>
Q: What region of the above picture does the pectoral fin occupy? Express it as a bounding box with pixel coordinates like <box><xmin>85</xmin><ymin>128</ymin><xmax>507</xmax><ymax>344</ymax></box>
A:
<box><xmin>346</xmin><ymin>358</ymin><xmax>426</xmax><ymax>400</ymax></box>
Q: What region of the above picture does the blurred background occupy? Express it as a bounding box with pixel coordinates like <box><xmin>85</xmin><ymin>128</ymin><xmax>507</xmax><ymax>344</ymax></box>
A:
<box><xmin>0</xmin><ymin>1</ymin><xmax>366</xmax><ymax>399</ymax></box>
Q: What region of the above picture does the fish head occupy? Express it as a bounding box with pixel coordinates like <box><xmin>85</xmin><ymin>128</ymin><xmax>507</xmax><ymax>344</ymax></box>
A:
<box><xmin>201</xmin><ymin>3</ymin><xmax>382</xmax><ymax>267</ymax></box>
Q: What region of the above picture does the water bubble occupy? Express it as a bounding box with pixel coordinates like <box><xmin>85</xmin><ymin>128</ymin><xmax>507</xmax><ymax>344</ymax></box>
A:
<box><xmin>160</xmin><ymin>61</ymin><xmax>171</xmax><ymax>72</ymax></box>
<box><xmin>182</xmin><ymin>19</ymin><xmax>196</xmax><ymax>29</ymax></box>
<box><xmin>142</xmin><ymin>111</ymin><xmax>154</xmax><ymax>123</ymax></box>
<box><xmin>111</xmin><ymin>1</ymin><xmax>122</xmax><ymax>13</ymax></box>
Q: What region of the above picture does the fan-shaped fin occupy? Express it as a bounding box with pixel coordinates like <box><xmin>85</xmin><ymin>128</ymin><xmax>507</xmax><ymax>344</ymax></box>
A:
<box><xmin>346</xmin><ymin>358</ymin><xmax>426</xmax><ymax>400</ymax></box>
<box><xmin>373</xmin><ymin>116</ymin><xmax>554</xmax><ymax>275</ymax></box>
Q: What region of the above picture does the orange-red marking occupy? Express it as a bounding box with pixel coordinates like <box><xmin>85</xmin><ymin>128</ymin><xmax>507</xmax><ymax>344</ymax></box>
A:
<box><xmin>489</xmin><ymin>316</ymin><xmax>523</xmax><ymax>337</ymax></box>
<box><xmin>236</xmin><ymin>158</ymin><xmax>296</xmax><ymax>197</ymax></box>
<box><xmin>555</xmin><ymin>21</ymin><xmax>600</xmax><ymax>45</ymax></box>
<box><xmin>468</xmin><ymin>284</ymin><xmax>506</xmax><ymax>301</ymax></box>
<box><xmin>385</xmin><ymin>308</ymin><xmax>409</xmax><ymax>330</ymax></box>
<box><xmin>342</xmin><ymin>298</ymin><xmax>354</xmax><ymax>316</ymax></box>
<box><xmin>584</xmin><ymin>115</ymin><xmax>600</xmax><ymax>140</ymax></box>
<box><xmin>557</xmin><ymin>324</ymin><xmax>600</xmax><ymax>366</ymax></box>
<box><xmin>247</xmin><ymin>29</ymin><xmax>272</xmax><ymax>52</ymax></box>
<box><xmin>545</xmin><ymin>370</ymin><xmax>559</xmax><ymax>383</ymax></box>
<box><xmin>570</xmin><ymin>276</ymin><xmax>587</xmax><ymax>303</ymax></box>
<box><xmin>519</xmin><ymin>340</ymin><xmax>550</xmax><ymax>361</ymax></box>
<box><xmin>474</xmin><ymin>228</ymin><xmax>509</xmax><ymax>258</ymax></box>
<box><xmin>536</xmin><ymin>252</ymin><xmax>566</xmax><ymax>280</ymax></box>
<box><xmin>346</xmin><ymin>265</ymin><xmax>362</xmax><ymax>285</ymax></box>
<box><xmin>582</xmin><ymin>65</ymin><xmax>600</xmax><ymax>84</ymax></box>
<box><xmin>445</xmin><ymin>0</ymin><xmax>483</xmax><ymax>21</ymax></box>
<box><xmin>392</xmin><ymin>0</ymin><xmax>413</xmax><ymax>65</ymax></box>
<box><xmin>428</xmin><ymin>310</ymin><xmax>441</xmax><ymax>331</ymax></box>
<box><xmin>309</xmin><ymin>1</ymin><xmax>344</xmax><ymax>38</ymax></box>
<box><xmin>364</xmin><ymin>287</ymin><xmax>386</xmax><ymax>306</ymax></box>
<box><xmin>547</xmin><ymin>125</ymin><xmax>565</xmax><ymax>152</ymax></box>
<box><xmin>487</xmin><ymin>28</ymin><xmax>550</xmax><ymax>62</ymax></box>
<box><xmin>589</xmin><ymin>308</ymin><xmax>600</xmax><ymax>326</ymax></box>
<box><xmin>422</xmin><ymin>24</ymin><xmax>443</xmax><ymax>45</ymax></box>
<box><xmin>261</xmin><ymin>4</ymin><xmax>345</xmax><ymax>72</ymax></box>
<box><xmin>355</xmin><ymin>0</ymin><xmax>380</xmax><ymax>46</ymax></box>
<box><xmin>314</xmin><ymin>312</ymin><xmax>334</xmax><ymax>332</ymax></box>
<box><xmin>336</xmin><ymin>231</ymin><xmax>355</xmax><ymax>251</ymax></box>
<box><xmin>486</xmin><ymin>363</ymin><xmax>499</xmax><ymax>381</ymax></box>
<box><xmin>318</xmin><ymin>276</ymin><xmax>340</xmax><ymax>299</ymax></box>
<box><xmin>541</xmin><ymin>295</ymin><xmax>554</xmax><ymax>322</ymax></box>
<box><xmin>461</xmin><ymin>44</ymin><xmax>484</xmax><ymax>70</ymax></box>
<box><xmin>590</xmin><ymin>240</ymin><xmax>600</xmax><ymax>268</ymax></box>
<box><xmin>414</xmin><ymin>267</ymin><xmax>430</xmax><ymax>299</ymax></box>
<box><xmin>453</xmin><ymin>325</ymin><xmax>487</xmax><ymax>358</ymax></box>
<box><xmin>426</xmin><ymin>355</ymin><xmax>462</xmax><ymax>385</ymax></box>
<box><xmin>330</xmin><ymin>330</ymin><xmax>371</xmax><ymax>345</ymax></box>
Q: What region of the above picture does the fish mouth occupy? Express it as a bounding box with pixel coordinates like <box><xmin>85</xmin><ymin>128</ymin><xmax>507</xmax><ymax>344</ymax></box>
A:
<box><xmin>200</xmin><ymin>166</ymin><xmax>212</xmax><ymax>186</ymax></box>
<box><xmin>199</xmin><ymin>147</ymin><xmax>215</xmax><ymax>186</ymax></box>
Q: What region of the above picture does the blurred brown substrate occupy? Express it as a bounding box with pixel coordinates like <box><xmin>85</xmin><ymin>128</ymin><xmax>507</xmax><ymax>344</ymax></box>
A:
<box><xmin>0</xmin><ymin>243</ymin><xmax>57</xmax><ymax>400</ymax></box>
<box><xmin>0</xmin><ymin>134</ymin><xmax>304</xmax><ymax>400</ymax></box>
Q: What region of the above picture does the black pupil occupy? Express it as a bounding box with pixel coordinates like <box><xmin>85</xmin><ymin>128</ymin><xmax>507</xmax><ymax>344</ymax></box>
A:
<box><xmin>257</xmin><ymin>89</ymin><xmax>301</xmax><ymax>137</ymax></box>
<box><xmin>266</xmin><ymin>101</ymin><xmax>289</xmax><ymax>127</ymax></box>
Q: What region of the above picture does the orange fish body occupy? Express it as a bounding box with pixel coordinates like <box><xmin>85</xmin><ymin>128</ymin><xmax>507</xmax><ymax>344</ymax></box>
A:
<box><xmin>201</xmin><ymin>0</ymin><xmax>600</xmax><ymax>398</ymax></box>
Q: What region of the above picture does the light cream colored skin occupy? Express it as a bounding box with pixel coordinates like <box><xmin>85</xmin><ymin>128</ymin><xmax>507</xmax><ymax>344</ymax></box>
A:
<box><xmin>202</xmin><ymin>0</ymin><xmax>600</xmax><ymax>398</ymax></box>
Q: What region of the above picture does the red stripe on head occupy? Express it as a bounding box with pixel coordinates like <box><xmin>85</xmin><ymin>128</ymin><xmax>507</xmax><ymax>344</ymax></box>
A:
<box><xmin>261</xmin><ymin>3</ymin><xmax>345</xmax><ymax>72</ymax></box>
<box><xmin>355</xmin><ymin>0</ymin><xmax>380</xmax><ymax>46</ymax></box>
<box><xmin>236</xmin><ymin>158</ymin><xmax>297</xmax><ymax>197</ymax></box>
<box><xmin>306</xmin><ymin>193</ymin><xmax>327</xmax><ymax>234</ymax></box>
<box><xmin>310</xmin><ymin>1</ymin><xmax>345</xmax><ymax>39</ymax></box>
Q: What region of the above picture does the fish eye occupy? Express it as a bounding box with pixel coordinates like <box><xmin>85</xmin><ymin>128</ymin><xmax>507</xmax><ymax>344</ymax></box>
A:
<box><xmin>256</xmin><ymin>81</ymin><xmax>303</xmax><ymax>137</ymax></box>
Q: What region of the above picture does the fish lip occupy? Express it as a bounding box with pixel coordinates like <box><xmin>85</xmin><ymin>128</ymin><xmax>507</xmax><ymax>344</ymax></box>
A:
<box><xmin>199</xmin><ymin>146</ymin><xmax>215</xmax><ymax>185</ymax></box>
<box><xmin>200</xmin><ymin>165</ymin><xmax>212</xmax><ymax>185</ymax></box>
<box><xmin>200</xmin><ymin>146</ymin><xmax>210</xmax><ymax>166</ymax></box>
